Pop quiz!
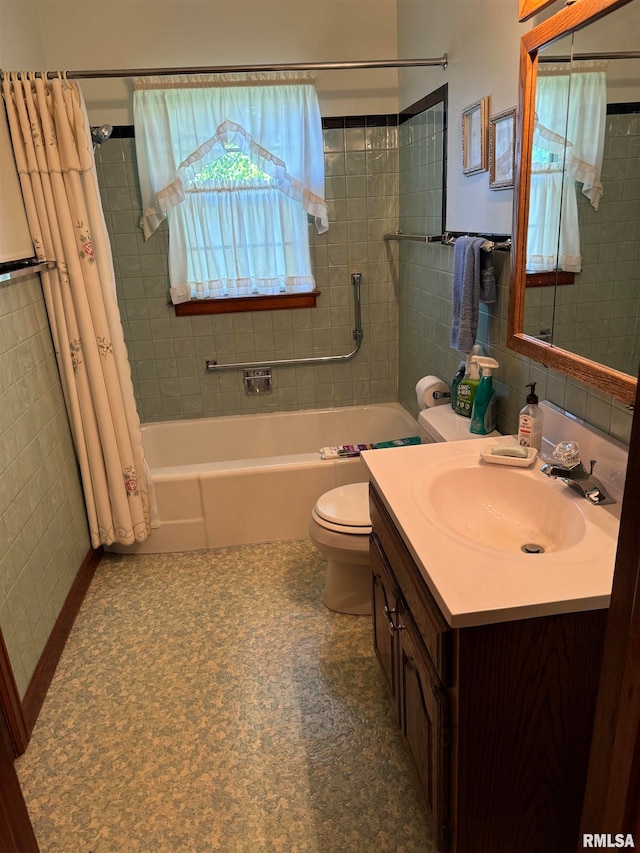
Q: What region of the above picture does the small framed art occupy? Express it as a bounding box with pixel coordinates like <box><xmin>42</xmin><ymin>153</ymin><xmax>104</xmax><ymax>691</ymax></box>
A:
<box><xmin>461</xmin><ymin>97</ymin><xmax>488</xmax><ymax>176</ymax></box>
<box><xmin>489</xmin><ymin>107</ymin><xmax>516</xmax><ymax>190</ymax></box>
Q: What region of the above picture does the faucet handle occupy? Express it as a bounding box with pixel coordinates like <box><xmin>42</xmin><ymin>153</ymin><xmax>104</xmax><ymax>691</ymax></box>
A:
<box><xmin>553</xmin><ymin>440</ymin><xmax>581</xmax><ymax>468</ymax></box>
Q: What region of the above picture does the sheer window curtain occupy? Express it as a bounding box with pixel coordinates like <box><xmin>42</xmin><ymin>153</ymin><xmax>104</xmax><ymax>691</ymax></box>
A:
<box><xmin>133</xmin><ymin>73</ymin><xmax>328</xmax><ymax>304</ymax></box>
<box><xmin>1</xmin><ymin>72</ymin><xmax>151</xmax><ymax>547</ymax></box>
<box><xmin>527</xmin><ymin>62</ymin><xmax>607</xmax><ymax>273</ymax></box>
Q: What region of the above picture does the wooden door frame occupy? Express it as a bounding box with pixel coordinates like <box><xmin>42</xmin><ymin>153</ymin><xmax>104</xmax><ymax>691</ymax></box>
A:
<box><xmin>580</xmin><ymin>373</ymin><xmax>640</xmax><ymax>838</ymax></box>
<box><xmin>0</xmin><ymin>632</ymin><xmax>29</xmax><ymax>758</ymax></box>
<box><xmin>0</xmin><ymin>697</ymin><xmax>39</xmax><ymax>852</ymax></box>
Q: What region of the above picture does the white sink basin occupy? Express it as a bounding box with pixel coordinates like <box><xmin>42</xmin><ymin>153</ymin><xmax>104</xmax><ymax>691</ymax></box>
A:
<box><xmin>361</xmin><ymin>429</ymin><xmax>625</xmax><ymax>627</ymax></box>
<box><xmin>424</xmin><ymin>465</ymin><xmax>586</xmax><ymax>554</ymax></box>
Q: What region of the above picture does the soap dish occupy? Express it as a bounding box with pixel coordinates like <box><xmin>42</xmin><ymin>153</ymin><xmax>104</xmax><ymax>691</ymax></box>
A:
<box><xmin>480</xmin><ymin>445</ymin><xmax>539</xmax><ymax>467</ymax></box>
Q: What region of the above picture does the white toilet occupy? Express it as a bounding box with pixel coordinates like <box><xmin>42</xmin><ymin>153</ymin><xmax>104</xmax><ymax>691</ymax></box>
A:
<box><xmin>308</xmin><ymin>481</ymin><xmax>372</xmax><ymax>615</ymax></box>
<box><xmin>309</xmin><ymin>381</ymin><xmax>500</xmax><ymax>615</ymax></box>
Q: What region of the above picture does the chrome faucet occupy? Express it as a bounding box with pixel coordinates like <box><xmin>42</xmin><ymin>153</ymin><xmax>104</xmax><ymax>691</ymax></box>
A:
<box><xmin>540</xmin><ymin>441</ymin><xmax>615</xmax><ymax>506</ymax></box>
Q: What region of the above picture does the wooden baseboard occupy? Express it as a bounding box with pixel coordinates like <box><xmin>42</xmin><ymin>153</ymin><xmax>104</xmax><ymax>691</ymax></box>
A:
<box><xmin>21</xmin><ymin>547</ymin><xmax>102</xmax><ymax>746</ymax></box>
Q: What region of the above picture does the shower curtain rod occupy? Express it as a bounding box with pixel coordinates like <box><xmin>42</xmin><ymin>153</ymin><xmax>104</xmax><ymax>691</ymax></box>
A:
<box><xmin>540</xmin><ymin>50</ymin><xmax>640</xmax><ymax>62</ymax></box>
<box><xmin>28</xmin><ymin>56</ymin><xmax>448</xmax><ymax>80</ymax></box>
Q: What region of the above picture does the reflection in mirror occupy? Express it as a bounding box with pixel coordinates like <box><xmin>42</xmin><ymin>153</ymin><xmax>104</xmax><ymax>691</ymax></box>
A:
<box><xmin>522</xmin><ymin>5</ymin><xmax>640</xmax><ymax>379</ymax></box>
<box><xmin>525</xmin><ymin>19</ymin><xmax>640</xmax><ymax>376</ymax></box>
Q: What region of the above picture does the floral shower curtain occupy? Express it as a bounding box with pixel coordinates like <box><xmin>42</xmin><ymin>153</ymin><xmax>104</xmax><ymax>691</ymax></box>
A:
<box><xmin>2</xmin><ymin>71</ymin><xmax>151</xmax><ymax>547</ymax></box>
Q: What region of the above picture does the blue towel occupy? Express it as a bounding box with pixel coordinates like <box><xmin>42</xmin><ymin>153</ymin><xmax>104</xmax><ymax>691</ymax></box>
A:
<box><xmin>449</xmin><ymin>237</ymin><xmax>496</xmax><ymax>351</ymax></box>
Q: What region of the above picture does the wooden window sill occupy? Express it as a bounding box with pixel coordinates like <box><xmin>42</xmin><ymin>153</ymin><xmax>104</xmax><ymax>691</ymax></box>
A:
<box><xmin>174</xmin><ymin>290</ymin><xmax>320</xmax><ymax>315</ymax></box>
<box><xmin>525</xmin><ymin>271</ymin><xmax>575</xmax><ymax>288</ymax></box>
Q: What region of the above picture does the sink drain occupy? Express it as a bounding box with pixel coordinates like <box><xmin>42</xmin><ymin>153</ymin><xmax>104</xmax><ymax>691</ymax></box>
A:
<box><xmin>521</xmin><ymin>543</ymin><xmax>545</xmax><ymax>554</ymax></box>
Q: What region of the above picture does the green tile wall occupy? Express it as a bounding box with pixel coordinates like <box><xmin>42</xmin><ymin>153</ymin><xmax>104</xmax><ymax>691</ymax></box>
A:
<box><xmin>0</xmin><ymin>274</ymin><xmax>90</xmax><ymax>698</ymax></box>
<box><xmin>96</xmin><ymin>123</ymin><xmax>399</xmax><ymax>421</ymax></box>
<box><xmin>96</xmin><ymin>108</ymin><xmax>634</xmax><ymax>445</ymax></box>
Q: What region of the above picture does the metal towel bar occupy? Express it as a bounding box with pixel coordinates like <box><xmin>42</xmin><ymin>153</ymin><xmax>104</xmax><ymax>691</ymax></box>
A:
<box><xmin>383</xmin><ymin>232</ymin><xmax>443</xmax><ymax>243</ymax></box>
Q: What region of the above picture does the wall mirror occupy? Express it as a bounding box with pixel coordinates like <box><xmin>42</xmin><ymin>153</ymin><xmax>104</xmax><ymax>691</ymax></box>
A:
<box><xmin>508</xmin><ymin>0</ymin><xmax>639</xmax><ymax>405</ymax></box>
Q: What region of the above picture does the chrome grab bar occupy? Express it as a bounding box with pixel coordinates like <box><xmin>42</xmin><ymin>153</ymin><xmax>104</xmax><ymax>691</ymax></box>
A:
<box><xmin>206</xmin><ymin>271</ymin><xmax>364</xmax><ymax>372</ymax></box>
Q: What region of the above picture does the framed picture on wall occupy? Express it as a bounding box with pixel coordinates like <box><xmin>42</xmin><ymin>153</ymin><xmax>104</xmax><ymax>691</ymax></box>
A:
<box><xmin>461</xmin><ymin>97</ymin><xmax>488</xmax><ymax>176</ymax></box>
<box><xmin>489</xmin><ymin>107</ymin><xmax>516</xmax><ymax>190</ymax></box>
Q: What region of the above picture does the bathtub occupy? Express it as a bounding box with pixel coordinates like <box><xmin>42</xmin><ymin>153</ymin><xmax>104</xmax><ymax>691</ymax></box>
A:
<box><xmin>110</xmin><ymin>403</ymin><xmax>418</xmax><ymax>553</ymax></box>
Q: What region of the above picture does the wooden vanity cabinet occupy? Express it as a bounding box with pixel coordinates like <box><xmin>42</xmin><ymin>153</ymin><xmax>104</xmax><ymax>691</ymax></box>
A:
<box><xmin>369</xmin><ymin>483</ymin><xmax>609</xmax><ymax>853</ymax></box>
<box><xmin>370</xmin><ymin>501</ymin><xmax>452</xmax><ymax>851</ymax></box>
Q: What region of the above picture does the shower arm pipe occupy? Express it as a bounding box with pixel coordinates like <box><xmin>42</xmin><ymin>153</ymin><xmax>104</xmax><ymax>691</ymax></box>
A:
<box><xmin>206</xmin><ymin>272</ymin><xmax>363</xmax><ymax>372</ymax></box>
<box><xmin>32</xmin><ymin>56</ymin><xmax>448</xmax><ymax>80</ymax></box>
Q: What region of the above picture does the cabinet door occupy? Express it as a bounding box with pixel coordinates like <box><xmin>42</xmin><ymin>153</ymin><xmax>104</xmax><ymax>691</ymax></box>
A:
<box><xmin>399</xmin><ymin>603</ymin><xmax>451</xmax><ymax>852</ymax></box>
<box><xmin>371</xmin><ymin>535</ymin><xmax>399</xmax><ymax>715</ymax></box>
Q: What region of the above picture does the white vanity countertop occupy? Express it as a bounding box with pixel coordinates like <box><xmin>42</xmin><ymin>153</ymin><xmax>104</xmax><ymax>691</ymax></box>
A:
<box><xmin>361</xmin><ymin>435</ymin><xmax>622</xmax><ymax>628</ymax></box>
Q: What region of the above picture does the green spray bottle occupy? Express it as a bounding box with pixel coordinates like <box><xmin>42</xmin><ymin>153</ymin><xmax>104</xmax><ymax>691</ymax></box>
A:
<box><xmin>469</xmin><ymin>356</ymin><xmax>499</xmax><ymax>435</ymax></box>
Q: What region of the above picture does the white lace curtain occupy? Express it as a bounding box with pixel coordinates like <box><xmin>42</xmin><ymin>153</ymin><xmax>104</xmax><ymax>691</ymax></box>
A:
<box><xmin>133</xmin><ymin>73</ymin><xmax>328</xmax><ymax>303</ymax></box>
<box><xmin>1</xmin><ymin>72</ymin><xmax>151</xmax><ymax>547</ymax></box>
<box><xmin>527</xmin><ymin>62</ymin><xmax>607</xmax><ymax>273</ymax></box>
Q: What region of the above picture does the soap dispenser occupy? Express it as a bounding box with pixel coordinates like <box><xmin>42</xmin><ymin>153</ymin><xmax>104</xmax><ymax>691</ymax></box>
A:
<box><xmin>469</xmin><ymin>356</ymin><xmax>499</xmax><ymax>435</ymax></box>
<box><xmin>517</xmin><ymin>382</ymin><xmax>543</xmax><ymax>450</ymax></box>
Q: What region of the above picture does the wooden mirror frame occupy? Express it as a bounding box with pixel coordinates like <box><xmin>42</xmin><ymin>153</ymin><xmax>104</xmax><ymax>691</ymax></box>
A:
<box><xmin>518</xmin><ymin>0</ymin><xmax>561</xmax><ymax>24</ymax></box>
<box><xmin>508</xmin><ymin>0</ymin><xmax>637</xmax><ymax>405</ymax></box>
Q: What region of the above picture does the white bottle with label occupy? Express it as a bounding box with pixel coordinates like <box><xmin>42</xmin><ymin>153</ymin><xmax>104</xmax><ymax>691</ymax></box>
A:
<box><xmin>517</xmin><ymin>382</ymin><xmax>543</xmax><ymax>450</ymax></box>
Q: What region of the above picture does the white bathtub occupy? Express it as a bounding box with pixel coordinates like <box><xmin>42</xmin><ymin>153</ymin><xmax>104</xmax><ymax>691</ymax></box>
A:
<box><xmin>110</xmin><ymin>403</ymin><xmax>418</xmax><ymax>553</ymax></box>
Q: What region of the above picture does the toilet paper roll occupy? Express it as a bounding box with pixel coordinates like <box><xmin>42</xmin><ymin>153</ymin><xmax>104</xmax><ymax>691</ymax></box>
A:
<box><xmin>415</xmin><ymin>375</ymin><xmax>450</xmax><ymax>409</ymax></box>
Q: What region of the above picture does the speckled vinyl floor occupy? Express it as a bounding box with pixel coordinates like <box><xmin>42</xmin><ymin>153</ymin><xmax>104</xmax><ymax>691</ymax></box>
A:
<box><xmin>16</xmin><ymin>540</ymin><xmax>435</xmax><ymax>852</ymax></box>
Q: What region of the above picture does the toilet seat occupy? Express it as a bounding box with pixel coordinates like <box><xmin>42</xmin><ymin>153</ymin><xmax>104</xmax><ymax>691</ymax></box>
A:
<box><xmin>311</xmin><ymin>506</ymin><xmax>371</xmax><ymax>535</ymax></box>
<box><xmin>312</xmin><ymin>483</ymin><xmax>372</xmax><ymax>535</ymax></box>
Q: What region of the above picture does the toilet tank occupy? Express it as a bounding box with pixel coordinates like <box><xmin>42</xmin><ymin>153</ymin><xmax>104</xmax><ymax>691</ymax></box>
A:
<box><xmin>418</xmin><ymin>406</ymin><xmax>500</xmax><ymax>443</ymax></box>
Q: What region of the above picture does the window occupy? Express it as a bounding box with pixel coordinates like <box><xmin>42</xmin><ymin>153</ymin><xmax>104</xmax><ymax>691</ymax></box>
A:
<box><xmin>133</xmin><ymin>73</ymin><xmax>328</xmax><ymax>310</ymax></box>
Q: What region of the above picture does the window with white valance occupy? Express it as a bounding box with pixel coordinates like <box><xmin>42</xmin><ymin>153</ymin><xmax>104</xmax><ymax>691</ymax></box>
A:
<box><xmin>133</xmin><ymin>72</ymin><xmax>328</xmax><ymax>305</ymax></box>
<box><xmin>527</xmin><ymin>62</ymin><xmax>607</xmax><ymax>273</ymax></box>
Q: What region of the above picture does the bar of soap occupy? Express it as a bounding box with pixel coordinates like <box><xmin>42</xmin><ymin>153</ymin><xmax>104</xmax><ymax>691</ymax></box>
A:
<box><xmin>490</xmin><ymin>444</ymin><xmax>529</xmax><ymax>458</ymax></box>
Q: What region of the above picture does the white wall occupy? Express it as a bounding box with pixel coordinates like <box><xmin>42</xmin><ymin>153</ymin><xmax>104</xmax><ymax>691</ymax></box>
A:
<box><xmin>0</xmin><ymin>0</ymin><xmax>47</xmax><ymax>68</ymax></box>
<box><xmin>16</xmin><ymin>0</ymin><xmax>400</xmax><ymax>123</ymax></box>
<box><xmin>397</xmin><ymin>0</ymin><xmax>530</xmax><ymax>235</ymax></box>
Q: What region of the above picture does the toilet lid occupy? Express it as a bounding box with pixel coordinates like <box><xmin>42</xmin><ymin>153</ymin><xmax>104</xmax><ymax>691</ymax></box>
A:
<box><xmin>314</xmin><ymin>482</ymin><xmax>371</xmax><ymax>528</ymax></box>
